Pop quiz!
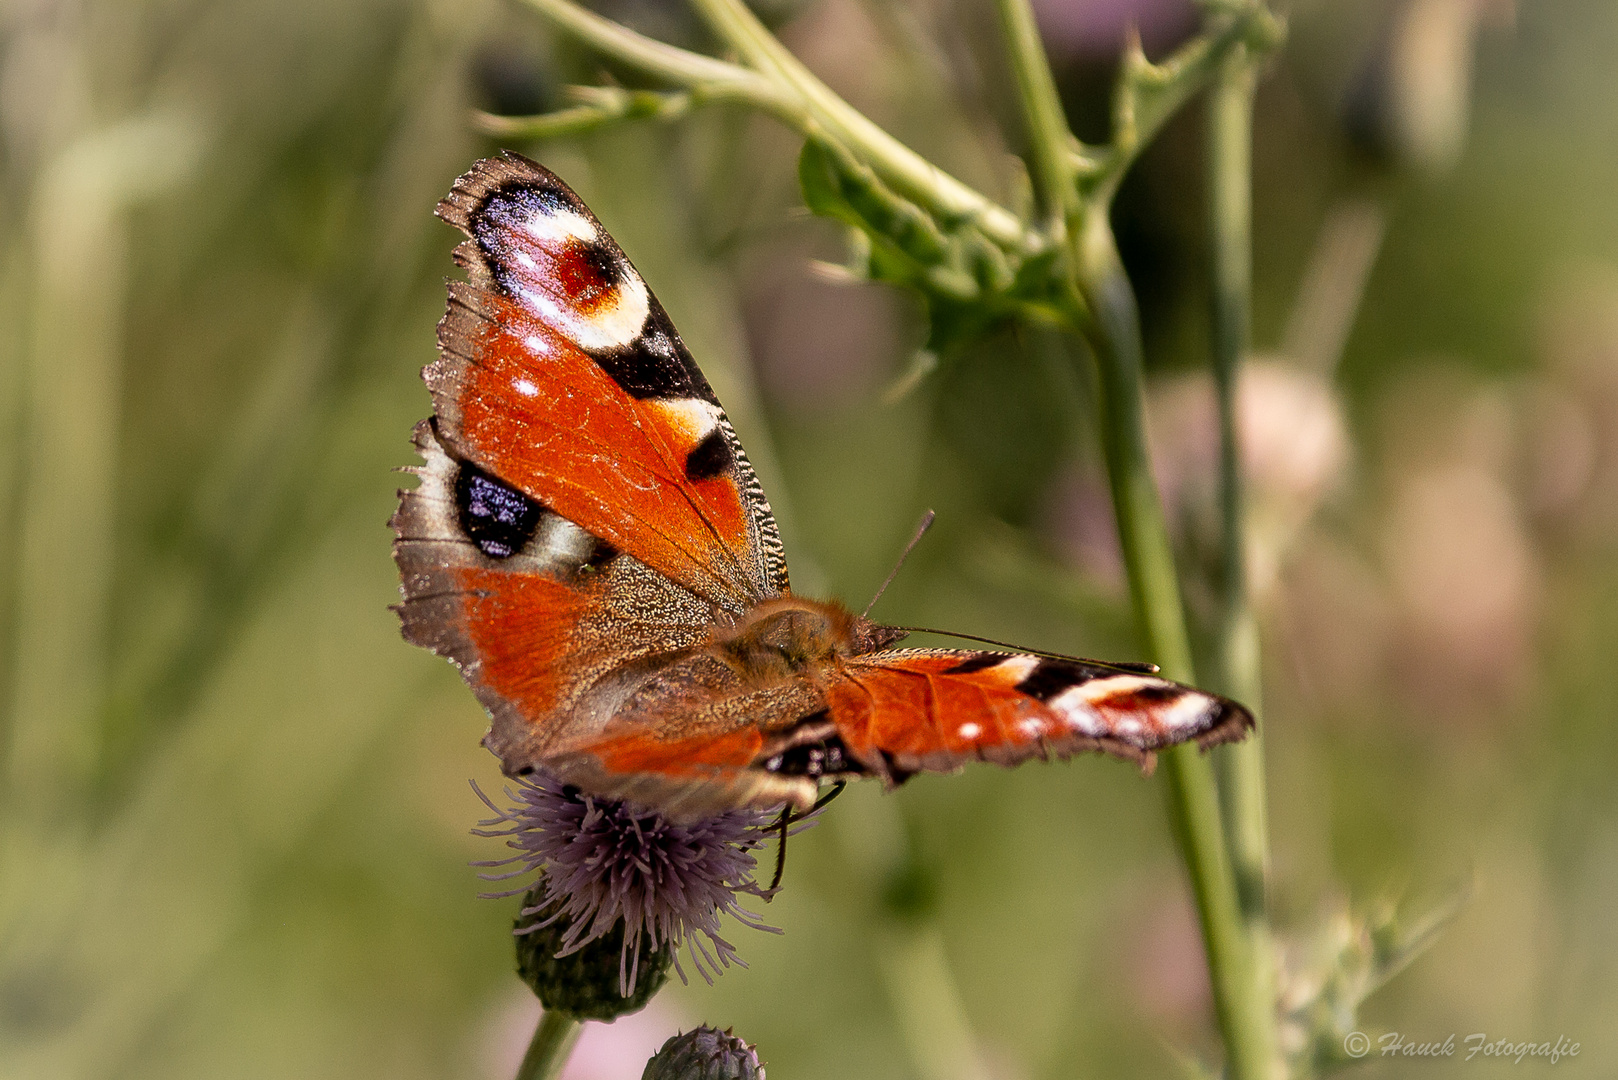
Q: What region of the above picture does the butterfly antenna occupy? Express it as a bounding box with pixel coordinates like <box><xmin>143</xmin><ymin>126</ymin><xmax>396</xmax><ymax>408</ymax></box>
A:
<box><xmin>766</xmin><ymin>782</ymin><xmax>847</xmax><ymax>897</ymax></box>
<box><xmin>880</xmin><ymin>625</ymin><xmax>1161</xmax><ymax>674</ymax></box>
<box><xmin>862</xmin><ymin>510</ymin><xmax>936</xmax><ymax>618</ymax></box>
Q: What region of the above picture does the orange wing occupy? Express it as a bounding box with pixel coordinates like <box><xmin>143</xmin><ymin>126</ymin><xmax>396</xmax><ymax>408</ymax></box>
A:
<box><xmin>392</xmin><ymin>422</ymin><xmax>718</xmax><ymax>762</ymax></box>
<box><xmin>396</xmin><ymin>420</ymin><xmax>822</xmax><ymax>821</ymax></box>
<box><xmin>429</xmin><ymin>152</ymin><xmax>787</xmax><ymax>611</ymax></box>
<box><xmin>541</xmin><ymin>647</ymin><xmax>1253</xmax><ymax>817</ymax></box>
<box><xmin>818</xmin><ymin>649</ymin><xmax>1253</xmax><ymax>780</ymax></box>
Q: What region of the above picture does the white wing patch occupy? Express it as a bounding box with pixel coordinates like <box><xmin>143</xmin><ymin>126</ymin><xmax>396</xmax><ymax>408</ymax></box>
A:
<box><xmin>1046</xmin><ymin>674</ymin><xmax>1215</xmax><ymax>740</ymax></box>
<box><xmin>517</xmin><ymin>271</ymin><xmax>649</xmax><ymax>354</ymax></box>
<box><xmin>649</xmin><ymin>398</ymin><xmax>723</xmax><ymax>446</ymax></box>
<box><xmin>989</xmin><ymin>655</ymin><xmax>1040</xmax><ymax>683</ymax></box>
<box><xmin>522</xmin><ymin>205</ymin><xmax>598</xmax><ymax>245</ymax></box>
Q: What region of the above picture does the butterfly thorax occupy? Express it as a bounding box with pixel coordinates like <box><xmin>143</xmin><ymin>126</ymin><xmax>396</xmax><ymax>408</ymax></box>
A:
<box><xmin>709</xmin><ymin>596</ymin><xmax>907</xmax><ymax>685</ymax></box>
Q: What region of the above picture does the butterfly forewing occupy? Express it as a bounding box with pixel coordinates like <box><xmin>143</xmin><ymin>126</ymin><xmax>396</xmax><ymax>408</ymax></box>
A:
<box><xmin>823</xmin><ymin>649</ymin><xmax>1252</xmax><ymax>778</ymax></box>
<box><xmin>429</xmin><ymin>152</ymin><xmax>787</xmax><ymax>610</ymax></box>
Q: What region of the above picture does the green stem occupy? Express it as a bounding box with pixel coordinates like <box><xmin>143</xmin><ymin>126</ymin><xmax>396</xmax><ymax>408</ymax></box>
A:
<box><xmin>991</xmin><ymin>0</ymin><xmax>1077</xmax><ymax>228</ymax></box>
<box><xmin>522</xmin><ymin>0</ymin><xmax>1032</xmax><ymax>251</ymax></box>
<box><xmin>1206</xmin><ymin>43</ymin><xmax>1282</xmax><ymax>1080</ymax></box>
<box><xmin>514</xmin><ymin>1010</ymin><xmax>584</xmax><ymax>1080</ymax></box>
<box><xmin>1207</xmin><ymin>43</ymin><xmax>1270</xmax><ymax>924</ymax></box>
<box><xmin>1074</xmin><ymin>216</ymin><xmax>1191</xmax><ymax>677</ymax></box>
<box><xmin>1073</xmin><ymin>213</ymin><xmax>1271</xmax><ymax>1080</ymax></box>
<box><xmin>686</xmin><ymin>0</ymin><xmax>1034</xmax><ymax>252</ymax></box>
<box><xmin>520</xmin><ymin>0</ymin><xmax>777</xmax><ymax>92</ymax></box>
<box><xmin>1084</xmin><ymin>5</ymin><xmax>1283</xmax><ymax>204</ymax></box>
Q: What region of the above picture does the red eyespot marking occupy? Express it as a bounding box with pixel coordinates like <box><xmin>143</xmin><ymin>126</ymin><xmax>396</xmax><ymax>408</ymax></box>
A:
<box><xmin>555</xmin><ymin>240</ymin><xmax>619</xmax><ymax>308</ymax></box>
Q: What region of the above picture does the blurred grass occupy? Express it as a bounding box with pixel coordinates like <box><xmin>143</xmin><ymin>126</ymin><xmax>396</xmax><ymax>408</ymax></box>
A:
<box><xmin>3</xmin><ymin>0</ymin><xmax>1617</xmax><ymax>1078</ymax></box>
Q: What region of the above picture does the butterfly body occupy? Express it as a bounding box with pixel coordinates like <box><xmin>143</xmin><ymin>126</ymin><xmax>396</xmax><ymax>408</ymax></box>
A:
<box><xmin>393</xmin><ymin>153</ymin><xmax>1252</xmax><ymax>821</ymax></box>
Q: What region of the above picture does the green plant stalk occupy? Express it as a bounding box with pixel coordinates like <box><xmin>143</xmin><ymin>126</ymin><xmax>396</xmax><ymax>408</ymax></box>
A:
<box><xmin>519</xmin><ymin>0</ymin><xmax>1032</xmax><ymax>253</ymax></box>
<box><xmin>1083</xmin><ymin>5</ymin><xmax>1283</xmax><ymax>204</ymax></box>
<box><xmin>1207</xmin><ymin>46</ymin><xmax>1282</xmax><ymax>1078</ymax></box>
<box><xmin>991</xmin><ymin>0</ymin><xmax>1075</xmax><ymax>228</ymax></box>
<box><xmin>521</xmin><ymin>0</ymin><xmax>780</xmax><ymax>94</ymax></box>
<box><xmin>476</xmin><ymin>88</ymin><xmax>694</xmax><ymax>140</ymax></box>
<box><xmin>514</xmin><ymin>1010</ymin><xmax>583</xmax><ymax>1080</ymax></box>
<box><xmin>687</xmin><ymin>0</ymin><xmax>1033</xmax><ymax>251</ymax></box>
<box><xmin>991</xmin><ymin>3</ymin><xmax>1273</xmax><ymax>1074</ymax></box>
<box><xmin>1074</xmin><ymin>211</ymin><xmax>1272</xmax><ymax>1080</ymax></box>
<box><xmin>1208</xmin><ymin>47</ymin><xmax>1269</xmax><ymax>915</ymax></box>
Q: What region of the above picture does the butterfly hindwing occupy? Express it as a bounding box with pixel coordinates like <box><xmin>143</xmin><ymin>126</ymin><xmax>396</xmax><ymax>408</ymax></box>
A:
<box><xmin>393</xmin><ymin>422</ymin><xmax>717</xmax><ymax>768</ymax></box>
<box><xmin>544</xmin><ymin>672</ymin><xmax>831</xmax><ymax>819</ymax></box>
<box><xmin>429</xmin><ymin>152</ymin><xmax>786</xmax><ymax>611</ymax></box>
<box><xmin>822</xmin><ymin>649</ymin><xmax>1253</xmax><ymax>778</ymax></box>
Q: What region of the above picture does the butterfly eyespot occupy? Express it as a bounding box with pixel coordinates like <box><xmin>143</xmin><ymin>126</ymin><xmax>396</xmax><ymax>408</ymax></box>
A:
<box><xmin>554</xmin><ymin>239</ymin><xmax>623</xmax><ymax>307</ymax></box>
<box><xmin>454</xmin><ymin>462</ymin><xmax>543</xmax><ymax>560</ymax></box>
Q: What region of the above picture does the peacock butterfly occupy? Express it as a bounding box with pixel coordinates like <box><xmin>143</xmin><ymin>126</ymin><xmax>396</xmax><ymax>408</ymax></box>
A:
<box><xmin>391</xmin><ymin>152</ymin><xmax>1251</xmax><ymax>820</ymax></box>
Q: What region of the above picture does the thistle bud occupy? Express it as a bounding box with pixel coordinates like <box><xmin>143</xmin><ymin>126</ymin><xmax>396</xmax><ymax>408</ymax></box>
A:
<box><xmin>642</xmin><ymin>1026</ymin><xmax>765</xmax><ymax>1080</ymax></box>
<box><xmin>515</xmin><ymin>884</ymin><xmax>673</xmax><ymax>1020</ymax></box>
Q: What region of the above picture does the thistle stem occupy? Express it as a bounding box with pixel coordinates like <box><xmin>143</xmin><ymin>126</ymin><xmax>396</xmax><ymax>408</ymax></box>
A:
<box><xmin>521</xmin><ymin>0</ymin><xmax>1033</xmax><ymax>251</ymax></box>
<box><xmin>991</xmin><ymin>0</ymin><xmax>1077</xmax><ymax>228</ymax></box>
<box><xmin>686</xmin><ymin>0</ymin><xmax>1032</xmax><ymax>250</ymax></box>
<box><xmin>989</xmin><ymin>2</ymin><xmax>1276</xmax><ymax>1073</ymax></box>
<box><xmin>514</xmin><ymin>1009</ymin><xmax>583</xmax><ymax>1080</ymax></box>
<box><xmin>1207</xmin><ymin>40</ymin><xmax>1282</xmax><ymax>1079</ymax></box>
<box><xmin>1207</xmin><ymin>42</ymin><xmax>1269</xmax><ymax>926</ymax></box>
<box><xmin>1075</xmin><ymin>213</ymin><xmax>1273</xmax><ymax>1080</ymax></box>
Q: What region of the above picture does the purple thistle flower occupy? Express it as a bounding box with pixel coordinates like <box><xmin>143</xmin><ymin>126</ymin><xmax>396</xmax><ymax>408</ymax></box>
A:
<box><xmin>473</xmin><ymin>774</ymin><xmax>809</xmax><ymax>997</ymax></box>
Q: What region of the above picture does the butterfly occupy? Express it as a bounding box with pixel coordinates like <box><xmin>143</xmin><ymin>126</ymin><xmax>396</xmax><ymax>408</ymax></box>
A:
<box><xmin>391</xmin><ymin>152</ymin><xmax>1252</xmax><ymax>821</ymax></box>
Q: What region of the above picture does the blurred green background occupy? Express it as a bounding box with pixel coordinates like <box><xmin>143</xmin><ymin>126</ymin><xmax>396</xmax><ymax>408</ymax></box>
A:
<box><xmin>2</xmin><ymin>0</ymin><xmax>1614</xmax><ymax>1077</ymax></box>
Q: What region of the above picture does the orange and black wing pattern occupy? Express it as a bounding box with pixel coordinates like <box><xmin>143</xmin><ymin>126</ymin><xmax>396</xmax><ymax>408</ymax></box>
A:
<box><xmin>391</xmin><ymin>422</ymin><xmax>720</xmax><ymax>768</ymax></box>
<box><xmin>393</xmin><ymin>153</ymin><xmax>787</xmax><ymax>785</ymax></box>
<box><xmin>428</xmin><ymin>152</ymin><xmax>786</xmax><ymax>611</ymax></box>
<box><xmin>816</xmin><ymin>649</ymin><xmax>1252</xmax><ymax>781</ymax></box>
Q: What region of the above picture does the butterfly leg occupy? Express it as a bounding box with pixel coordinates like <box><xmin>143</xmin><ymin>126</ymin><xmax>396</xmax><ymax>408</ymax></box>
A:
<box><xmin>764</xmin><ymin>781</ymin><xmax>848</xmax><ymax>896</ymax></box>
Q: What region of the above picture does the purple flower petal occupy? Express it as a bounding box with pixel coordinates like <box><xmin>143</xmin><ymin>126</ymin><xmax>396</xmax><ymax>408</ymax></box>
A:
<box><xmin>473</xmin><ymin>774</ymin><xmax>809</xmax><ymax>996</ymax></box>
